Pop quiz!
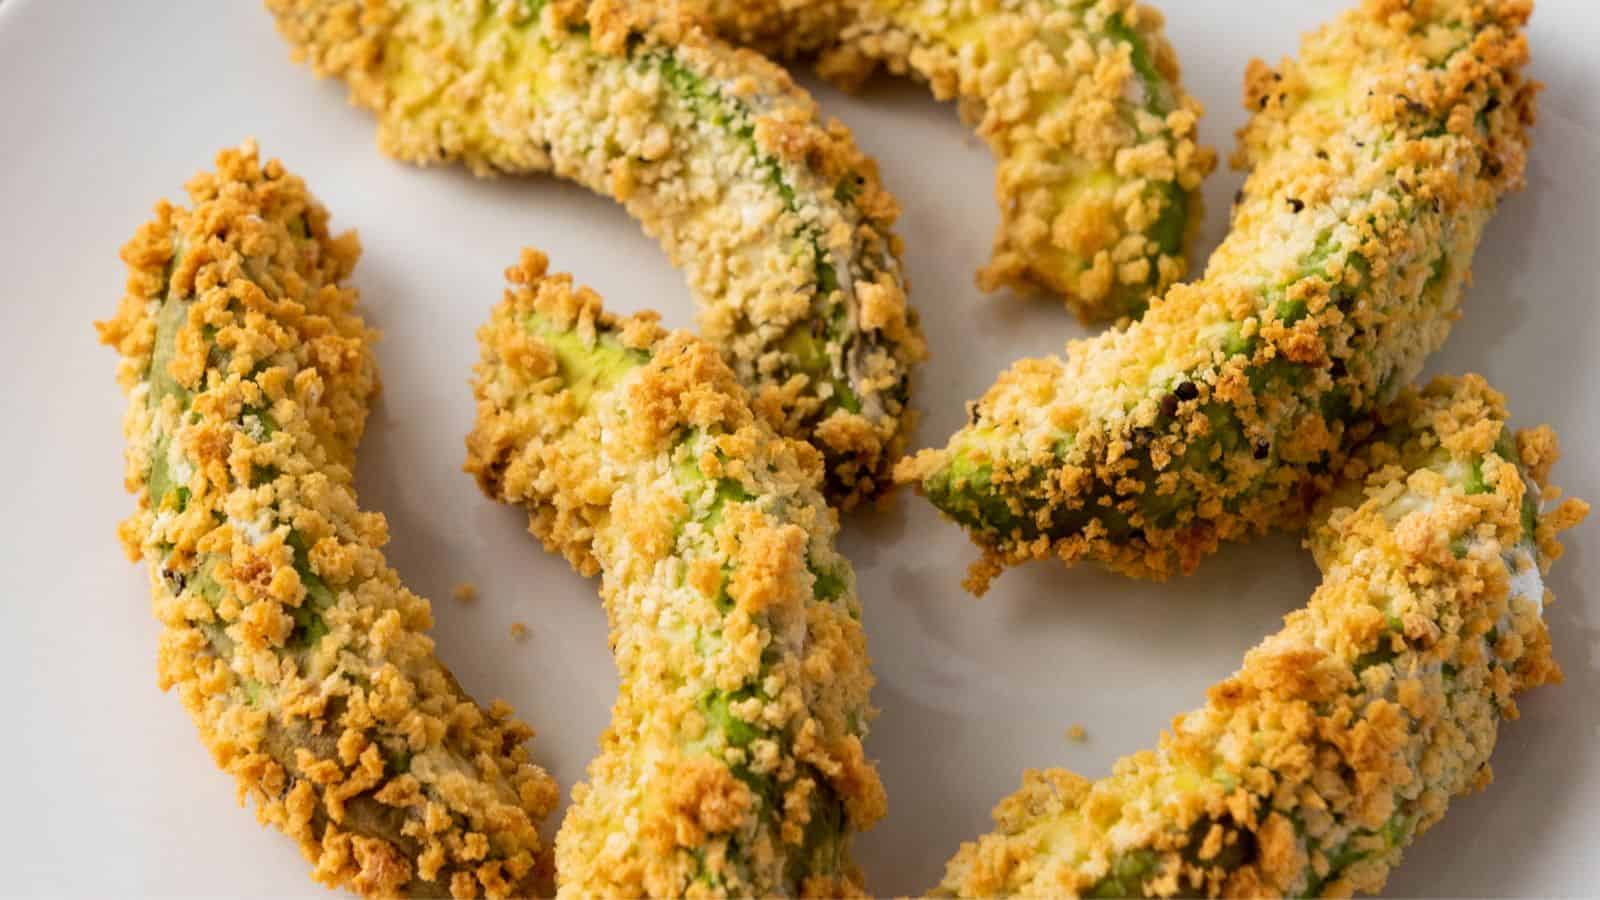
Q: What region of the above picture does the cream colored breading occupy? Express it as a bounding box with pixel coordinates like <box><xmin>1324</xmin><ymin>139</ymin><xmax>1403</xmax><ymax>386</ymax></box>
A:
<box><xmin>902</xmin><ymin>0</ymin><xmax>1538</xmax><ymax>586</ymax></box>
<box><xmin>265</xmin><ymin>0</ymin><xmax>926</xmax><ymax>508</ymax></box>
<box><xmin>97</xmin><ymin>143</ymin><xmax>558</xmax><ymax>899</ymax></box>
<box><xmin>467</xmin><ymin>250</ymin><xmax>885</xmax><ymax>896</ymax></box>
<box><xmin>697</xmin><ymin>0</ymin><xmax>1216</xmax><ymax>320</ymax></box>
<box><xmin>935</xmin><ymin>375</ymin><xmax>1588</xmax><ymax>897</ymax></box>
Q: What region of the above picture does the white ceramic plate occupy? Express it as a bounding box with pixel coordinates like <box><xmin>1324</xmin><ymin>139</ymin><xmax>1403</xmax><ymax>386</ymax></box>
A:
<box><xmin>3</xmin><ymin>0</ymin><xmax>1595</xmax><ymax>895</ymax></box>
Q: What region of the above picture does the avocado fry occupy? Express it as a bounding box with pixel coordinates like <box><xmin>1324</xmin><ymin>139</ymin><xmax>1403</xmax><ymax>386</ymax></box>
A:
<box><xmin>700</xmin><ymin>0</ymin><xmax>1217</xmax><ymax>320</ymax></box>
<box><xmin>899</xmin><ymin>0</ymin><xmax>1538</xmax><ymax>587</ymax></box>
<box><xmin>97</xmin><ymin>144</ymin><xmax>559</xmax><ymax>898</ymax></box>
<box><xmin>467</xmin><ymin>250</ymin><xmax>885</xmax><ymax>896</ymax></box>
<box><xmin>266</xmin><ymin>0</ymin><xmax>925</xmax><ymax>508</ymax></box>
<box><xmin>935</xmin><ymin>375</ymin><xmax>1588</xmax><ymax>897</ymax></box>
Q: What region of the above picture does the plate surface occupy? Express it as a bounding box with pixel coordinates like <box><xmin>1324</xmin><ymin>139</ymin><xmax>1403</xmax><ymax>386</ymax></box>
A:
<box><xmin>2</xmin><ymin>0</ymin><xmax>1595</xmax><ymax>895</ymax></box>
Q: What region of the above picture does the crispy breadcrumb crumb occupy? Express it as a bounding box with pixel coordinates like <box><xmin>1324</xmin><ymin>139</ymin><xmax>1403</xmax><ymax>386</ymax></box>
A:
<box><xmin>97</xmin><ymin>143</ymin><xmax>558</xmax><ymax>898</ymax></box>
<box><xmin>688</xmin><ymin>0</ymin><xmax>853</xmax><ymax>59</ymax></box>
<box><xmin>509</xmin><ymin>621</ymin><xmax>529</xmax><ymax>641</ymax></box>
<box><xmin>1065</xmin><ymin>724</ymin><xmax>1087</xmax><ymax>743</ymax></box>
<box><xmin>935</xmin><ymin>375</ymin><xmax>1587</xmax><ymax>897</ymax></box>
<box><xmin>903</xmin><ymin>0</ymin><xmax>1538</xmax><ymax>587</ymax></box>
<box><xmin>452</xmin><ymin>582</ymin><xmax>478</xmax><ymax>604</ymax></box>
<box><xmin>265</xmin><ymin>0</ymin><xmax>925</xmax><ymax>507</ymax></box>
<box><xmin>467</xmin><ymin>250</ymin><xmax>884</xmax><ymax>896</ymax></box>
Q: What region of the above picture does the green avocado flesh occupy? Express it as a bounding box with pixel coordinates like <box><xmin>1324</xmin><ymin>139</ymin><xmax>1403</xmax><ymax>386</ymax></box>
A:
<box><xmin>531</xmin><ymin>316</ymin><xmax>650</xmax><ymax>408</ymax></box>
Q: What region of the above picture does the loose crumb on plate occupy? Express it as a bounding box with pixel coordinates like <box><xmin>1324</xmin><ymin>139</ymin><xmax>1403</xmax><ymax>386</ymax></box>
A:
<box><xmin>1065</xmin><ymin>723</ymin><xmax>1087</xmax><ymax>743</ymax></box>
<box><xmin>510</xmin><ymin>621</ymin><xmax>530</xmax><ymax>641</ymax></box>
<box><xmin>452</xmin><ymin>582</ymin><xmax>478</xmax><ymax>603</ymax></box>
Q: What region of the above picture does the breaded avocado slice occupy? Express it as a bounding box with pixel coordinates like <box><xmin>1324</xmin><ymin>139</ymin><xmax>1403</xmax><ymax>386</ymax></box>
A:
<box><xmin>467</xmin><ymin>250</ymin><xmax>886</xmax><ymax>897</ymax></box>
<box><xmin>98</xmin><ymin>143</ymin><xmax>559</xmax><ymax>898</ymax></box>
<box><xmin>935</xmin><ymin>374</ymin><xmax>1587</xmax><ymax>897</ymax></box>
<box><xmin>266</xmin><ymin>0</ymin><xmax>926</xmax><ymax>508</ymax></box>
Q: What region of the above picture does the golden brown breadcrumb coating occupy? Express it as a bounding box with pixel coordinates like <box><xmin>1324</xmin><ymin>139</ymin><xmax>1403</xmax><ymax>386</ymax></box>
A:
<box><xmin>903</xmin><ymin>0</ymin><xmax>1538</xmax><ymax>588</ymax></box>
<box><xmin>97</xmin><ymin>143</ymin><xmax>558</xmax><ymax>898</ymax></box>
<box><xmin>467</xmin><ymin>250</ymin><xmax>885</xmax><ymax>897</ymax></box>
<box><xmin>265</xmin><ymin>0</ymin><xmax>925</xmax><ymax>508</ymax></box>
<box><xmin>935</xmin><ymin>375</ymin><xmax>1587</xmax><ymax>897</ymax></box>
